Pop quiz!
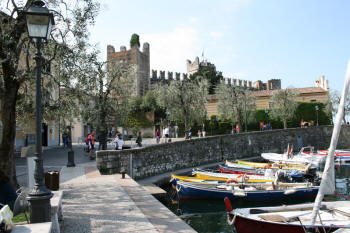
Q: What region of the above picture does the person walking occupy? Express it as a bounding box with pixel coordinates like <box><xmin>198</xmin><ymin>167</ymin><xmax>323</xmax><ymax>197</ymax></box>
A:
<box><xmin>62</xmin><ymin>132</ymin><xmax>68</xmax><ymax>148</ymax></box>
<box><xmin>155</xmin><ymin>129</ymin><xmax>160</xmax><ymax>144</ymax></box>
<box><xmin>136</xmin><ymin>131</ymin><xmax>142</xmax><ymax>147</ymax></box>
<box><xmin>164</xmin><ymin>125</ymin><xmax>170</xmax><ymax>143</ymax></box>
<box><xmin>88</xmin><ymin>132</ymin><xmax>95</xmax><ymax>160</ymax></box>
<box><xmin>202</xmin><ymin>124</ymin><xmax>206</xmax><ymax>137</ymax></box>
<box><xmin>174</xmin><ymin>124</ymin><xmax>178</xmax><ymax>138</ymax></box>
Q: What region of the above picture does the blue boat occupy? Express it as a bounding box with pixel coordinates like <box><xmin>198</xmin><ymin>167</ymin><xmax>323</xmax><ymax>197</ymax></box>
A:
<box><xmin>172</xmin><ymin>180</ymin><xmax>319</xmax><ymax>201</ymax></box>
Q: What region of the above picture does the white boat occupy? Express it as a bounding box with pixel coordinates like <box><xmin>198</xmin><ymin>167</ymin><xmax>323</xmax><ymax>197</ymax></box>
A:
<box><xmin>261</xmin><ymin>150</ymin><xmax>325</xmax><ymax>168</ymax></box>
<box><xmin>225</xmin><ymin>59</ymin><xmax>350</xmax><ymax>233</ymax></box>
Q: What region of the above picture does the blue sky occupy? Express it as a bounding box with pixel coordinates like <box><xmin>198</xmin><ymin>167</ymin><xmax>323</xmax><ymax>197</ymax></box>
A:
<box><xmin>89</xmin><ymin>0</ymin><xmax>350</xmax><ymax>92</ymax></box>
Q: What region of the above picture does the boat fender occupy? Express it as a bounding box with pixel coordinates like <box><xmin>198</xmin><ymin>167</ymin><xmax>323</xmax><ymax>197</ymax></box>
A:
<box><xmin>224</xmin><ymin>197</ymin><xmax>236</xmax><ymax>224</ymax></box>
<box><xmin>233</xmin><ymin>191</ymin><xmax>247</xmax><ymax>197</ymax></box>
<box><xmin>284</xmin><ymin>189</ymin><xmax>297</xmax><ymax>195</ymax></box>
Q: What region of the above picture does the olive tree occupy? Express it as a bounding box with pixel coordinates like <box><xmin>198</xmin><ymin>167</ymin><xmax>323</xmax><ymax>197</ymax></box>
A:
<box><xmin>155</xmin><ymin>79</ymin><xmax>208</xmax><ymax>138</ymax></box>
<box><xmin>269</xmin><ymin>88</ymin><xmax>299</xmax><ymax>129</ymax></box>
<box><xmin>0</xmin><ymin>0</ymin><xmax>99</xmax><ymax>187</ymax></box>
<box><xmin>216</xmin><ymin>84</ymin><xmax>256</xmax><ymax>132</ymax></box>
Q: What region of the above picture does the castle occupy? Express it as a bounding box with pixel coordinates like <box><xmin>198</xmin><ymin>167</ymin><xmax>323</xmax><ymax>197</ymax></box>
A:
<box><xmin>107</xmin><ymin>43</ymin><xmax>150</xmax><ymax>97</ymax></box>
<box><xmin>105</xmin><ymin>42</ymin><xmax>329</xmax><ymax>115</ymax></box>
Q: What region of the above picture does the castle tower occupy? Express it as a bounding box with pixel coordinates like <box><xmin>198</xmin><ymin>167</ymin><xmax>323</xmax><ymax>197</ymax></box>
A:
<box><xmin>186</xmin><ymin>57</ymin><xmax>200</xmax><ymax>76</ymax></box>
<box><xmin>106</xmin><ymin>42</ymin><xmax>150</xmax><ymax>97</ymax></box>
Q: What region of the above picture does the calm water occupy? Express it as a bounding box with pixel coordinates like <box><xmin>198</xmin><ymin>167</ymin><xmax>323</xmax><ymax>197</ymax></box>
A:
<box><xmin>158</xmin><ymin>165</ymin><xmax>350</xmax><ymax>233</ymax></box>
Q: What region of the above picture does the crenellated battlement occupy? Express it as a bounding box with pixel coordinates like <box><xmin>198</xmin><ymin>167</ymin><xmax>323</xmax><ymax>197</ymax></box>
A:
<box><xmin>150</xmin><ymin>69</ymin><xmax>188</xmax><ymax>88</ymax></box>
<box><xmin>221</xmin><ymin>77</ymin><xmax>253</xmax><ymax>89</ymax></box>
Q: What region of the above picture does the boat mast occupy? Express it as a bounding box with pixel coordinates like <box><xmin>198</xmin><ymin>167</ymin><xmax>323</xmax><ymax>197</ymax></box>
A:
<box><xmin>310</xmin><ymin>60</ymin><xmax>350</xmax><ymax>225</ymax></box>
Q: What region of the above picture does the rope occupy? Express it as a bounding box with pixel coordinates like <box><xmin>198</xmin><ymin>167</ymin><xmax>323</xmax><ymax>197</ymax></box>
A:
<box><xmin>227</xmin><ymin>213</ymin><xmax>237</xmax><ymax>225</ymax></box>
<box><xmin>176</xmin><ymin>184</ymin><xmax>181</xmax><ymax>192</ymax></box>
<box><xmin>334</xmin><ymin>192</ymin><xmax>350</xmax><ymax>200</ymax></box>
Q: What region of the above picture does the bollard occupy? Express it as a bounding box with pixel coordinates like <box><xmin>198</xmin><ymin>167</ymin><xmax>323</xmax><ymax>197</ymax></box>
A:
<box><xmin>121</xmin><ymin>168</ymin><xmax>126</xmax><ymax>179</ymax></box>
<box><xmin>67</xmin><ymin>150</ymin><xmax>75</xmax><ymax>167</ymax></box>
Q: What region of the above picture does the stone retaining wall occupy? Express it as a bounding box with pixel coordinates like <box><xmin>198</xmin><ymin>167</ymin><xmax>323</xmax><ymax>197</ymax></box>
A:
<box><xmin>96</xmin><ymin>125</ymin><xmax>350</xmax><ymax>180</ymax></box>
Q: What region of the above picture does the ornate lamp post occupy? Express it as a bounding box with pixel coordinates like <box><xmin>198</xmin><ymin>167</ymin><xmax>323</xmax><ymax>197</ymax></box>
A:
<box><xmin>24</xmin><ymin>0</ymin><xmax>55</xmax><ymax>223</ymax></box>
<box><xmin>315</xmin><ymin>105</ymin><xmax>319</xmax><ymax>126</ymax></box>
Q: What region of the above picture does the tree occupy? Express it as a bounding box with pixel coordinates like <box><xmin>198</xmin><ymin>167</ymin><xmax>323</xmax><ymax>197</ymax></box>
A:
<box><xmin>130</xmin><ymin>33</ymin><xmax>140</xmax><ymax>48</ymax></box>
<box><xmin>76</xmin><ymin>60</ymin><xmax>136</xmax><ymax>150</ymax></box>
<box><xmin>216</xmin><ymin>84</ymin><xmax>256</xmax><ymax>132</ymax></box>
<box><xmin>269</xmin><ymin>88</ymin><xmax>299</xmax><ymax>129</ymax></box>
<box><xmin>191</xmin><ymin>62</ymin><xmax>223</xmax><ymax>94</ymax></box>
<box><xmin>0</xmin><ymin>0</ymin><xmax>100</xmax><ymax>187</ymax></box>
<box><xmin>327</xmin><ymin>89</ymin><xmax>350</xmax><ymax>124</ymax></box>
<box><xmin>155</xmin><ymin>79</ymin><xmax>208</xmax><ymax>138</ymax></box>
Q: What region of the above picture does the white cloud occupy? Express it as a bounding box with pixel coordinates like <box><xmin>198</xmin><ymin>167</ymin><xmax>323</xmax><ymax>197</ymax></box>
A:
<box><xmin>142</xmin><ymin>27</ymin><xmax>200</xmax><ymax>73</ymax></box>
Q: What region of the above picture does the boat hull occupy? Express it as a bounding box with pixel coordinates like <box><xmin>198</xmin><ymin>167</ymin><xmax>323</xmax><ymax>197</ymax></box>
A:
<box><xmin>233</xmin><ymin>213</ymin><xmax>339</xmax><ymax>233</ymax></box>
<box><xmin>173</xmin><ymin>181</ymin><xmax>318</xmax><ymax>201</ymax></box>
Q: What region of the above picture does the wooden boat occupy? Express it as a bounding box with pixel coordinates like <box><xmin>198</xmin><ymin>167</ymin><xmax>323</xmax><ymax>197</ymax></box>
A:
<box><xmin>218</xmin><ymin>164</ymin><xmax>266</xmax><ymax>176</ymax></box>
<box><xmin>172</xmin><ymin>179</ymin><xmax>318</xmax><ymax>201</ymax></box>
<box><xmin>261</xmin><ymin>152</ymin><xmax>323</xmax><ymax>167</ymax></box>
<box><xmin>178</xmin><ymin>171</ymin><xmax>276</xmax><ymax>183</ymax></box>
<box><xmin>233</xmin><ymin>160</ymin><xmax>311</xmax><ymax>172</ymax></box>
<box><xmin>224</xmin><ymin>199</ymin><xmax>350</xmax><ymax>233</ymax></box>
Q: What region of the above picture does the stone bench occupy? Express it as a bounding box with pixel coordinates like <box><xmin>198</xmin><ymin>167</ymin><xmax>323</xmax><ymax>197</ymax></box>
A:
<box><xmin>11</xmin><ymin>222</ymin><xmax>52</xmax><ymax>233</ymax></box>
<box><xmin>51</xmin><ymin>191</ymin><xmax>63</xmax><ymax>233</ymax></box>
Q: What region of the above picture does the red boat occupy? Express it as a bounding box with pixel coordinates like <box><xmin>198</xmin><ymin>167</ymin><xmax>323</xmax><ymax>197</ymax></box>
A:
<box><xmin>224</xmin><ymin>197</ymin><xmax>350</xmax><ymax>233</ymax></box>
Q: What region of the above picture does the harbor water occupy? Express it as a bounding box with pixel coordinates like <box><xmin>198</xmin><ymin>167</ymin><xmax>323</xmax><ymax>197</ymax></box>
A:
<box><xmin>157</xmin><ymin>165</ymin><xmax>350</xmax><ymax>233</ymax></box>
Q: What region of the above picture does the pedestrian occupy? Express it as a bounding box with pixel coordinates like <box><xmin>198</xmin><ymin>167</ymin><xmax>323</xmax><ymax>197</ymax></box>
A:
<box><xmin>235</xmin><ymin>124</ymin><xmax>239</xmax><ymax>134</ymax></box>
<box><xmin>174</xmin><ymin>124</ymin><xmax>178</xmax><ymax>138</ymax></box>
<box><xmin>164</xmin><ymin>125</ymin><xmax>170</xmax><ymax>143</ymax></box>
<box><xmin>136</xmin><ymin>131</ymin><xmax>142</xmax><ymax>147</ymax></box>
<box><xmin>88</xmin><ymin>132</ymin><xmax>95</xmax><ymax>160</ymax></box>
<box><xmin>155</xmin><ymin>129</ymin><xmax>160</xmax><ymax>144</ymax></box>
<box><xmin>188</xmin><ymin>128</ymin><xmax>192</xmax><ymax>139</ymax></box>
<box><xmin>197</xmin><ymin>130</ymin><xmax>201</xmax><ymax>138</ymax></box>
<box><xmin>62</xmin><ymin>132</ymin><xmax>68</xmax><ymax>148</ymax></box>
<box><xmin>202</xmin><ymin>124</ymin><xmax>206</xmax><ymax>137</ymax></box>
<box><xmin>113</xmin><ymin>134</ymin><xmax>124</xmax><ymax>150</ymax></box>
<box><xmin>260</xmin><ymin>121</ymin><xmax>264</xmax><ymax>131</ymax></box>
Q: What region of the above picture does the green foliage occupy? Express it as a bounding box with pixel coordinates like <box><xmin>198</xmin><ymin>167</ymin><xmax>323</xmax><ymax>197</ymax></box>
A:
<box><xmin>191</xmin><ymin>62</ymin><xmax>223</xmax><ymax>94</ymax></box>
<box><xmin>155</xmin><ymin>79</ymin><xmax>208</xmax><ymax>137</ymax></box>
<box><xmin>130</xmin><ymin>33</ymin><xmax>140</xmax><ymax>48</ymax></box>
<box><xmin>216</xmin><ymin>84</ymin><xmax>256</xmax><ymax>132</ymax></box>
<box><xmin>269</xmin><ymin>88</ymin><xmax>299</xmax><ymax>129</ymax></box>
<box><xmin>125</xmin><ymin>112</ymin><xmax>153</xmax><ymax>135</ymax></box>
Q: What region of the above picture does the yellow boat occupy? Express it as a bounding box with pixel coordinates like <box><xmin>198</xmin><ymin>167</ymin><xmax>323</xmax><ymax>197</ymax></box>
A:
<box><xmin>172</xmin><ymin>172</ymin><xmax>275</xmax><ymax>184</ymax></box>
<box><xmin>230</xmin><ymin>160</ymin><xmax>310</xmax><ymax>172</ymax></box>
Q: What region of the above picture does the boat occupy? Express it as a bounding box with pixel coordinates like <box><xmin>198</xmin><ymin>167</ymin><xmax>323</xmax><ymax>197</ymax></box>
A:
<box><xmin>229</xmin><ymin>160</ymin><xmax>312</xmax><ymax>173</ymax></box>
<box><xmin>224</xmin><ymin>60</ymin><xmax>350</xmax><ymax>233</ymax></box>
<box><xmin>224</xmin><ymin>199</ymin><xmax>350</xmax><ymax>233</ymax></box>
<box><xmin>218</xmin><ymin>164</ymin><xmax>266</xmax><ymax>176</ymax></box>
<box><xmin>172</xmin><ymin>179</ymin><xmax>318</xmax><ymax>201</ymax></box>
<box><xmin>261</xmin><ymin>151</ymin><xmax>324</xmax><ymax>168</ymax></box>
<box><xmin>175</xmin><ymin>172</ymin><xmax>276</xmax><ymax>183</ymax></box>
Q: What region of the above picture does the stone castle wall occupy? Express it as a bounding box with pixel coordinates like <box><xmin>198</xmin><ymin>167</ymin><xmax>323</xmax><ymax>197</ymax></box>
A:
<box><xmin>96</xmin><ymin>125</ymin><xmax>350</xmax><ymax>179</ymax></box>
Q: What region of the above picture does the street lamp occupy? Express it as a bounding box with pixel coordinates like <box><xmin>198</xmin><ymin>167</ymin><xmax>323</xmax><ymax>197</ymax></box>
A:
<box><xmin>24</xmin><ymin>0</ymin><xmax>55</xmax><ymax>223</ymax></box>
<box><xmin>315</xmin><ymin>105</ymin><xmax>319</xmax><ymax>126</ymax></box>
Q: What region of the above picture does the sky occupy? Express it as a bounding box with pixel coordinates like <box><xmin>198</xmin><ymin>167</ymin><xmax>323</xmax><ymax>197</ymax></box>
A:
<box><xmin>89</xmin><ymin>0</ymin><xmax>350</xmax><ymax>93</ymax></box>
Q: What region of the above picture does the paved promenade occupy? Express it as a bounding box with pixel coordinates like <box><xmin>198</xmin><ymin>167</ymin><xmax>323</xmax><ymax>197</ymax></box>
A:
<box><xmin>15</xmin><ymin>140</ymin><xmax>196</xmax><ymax>233</ymax></box>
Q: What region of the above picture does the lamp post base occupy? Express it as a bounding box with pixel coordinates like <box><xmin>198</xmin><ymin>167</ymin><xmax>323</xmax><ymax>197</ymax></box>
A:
<box><xmin>27</xmin><ymin>192</ymin><xmax>53</xmax><ymax>223</ymax></box>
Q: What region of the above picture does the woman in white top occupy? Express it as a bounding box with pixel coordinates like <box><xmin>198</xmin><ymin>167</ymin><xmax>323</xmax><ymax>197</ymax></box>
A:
<box><xmin>113</xmin><ymin>134</ymin><xmax>124</xmax><ymax>150</ymax></box>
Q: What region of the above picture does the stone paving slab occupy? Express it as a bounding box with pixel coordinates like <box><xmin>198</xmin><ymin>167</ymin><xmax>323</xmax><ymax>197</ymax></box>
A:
<box><xmin>115</xmin><ymin>174</ymin><xmax>197</xmax><ymax>233</ymax></box>
<box><xmin>60</xmin><ymin>164</ymin><xmax>158</xmax><ymax>233</ymax></box>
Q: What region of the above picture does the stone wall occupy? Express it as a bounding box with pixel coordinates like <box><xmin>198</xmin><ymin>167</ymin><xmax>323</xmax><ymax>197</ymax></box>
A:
<box><xmin>96</xmin><ymin>125</ymin><xmax>350</xmax><ymax>180</ymax></box>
